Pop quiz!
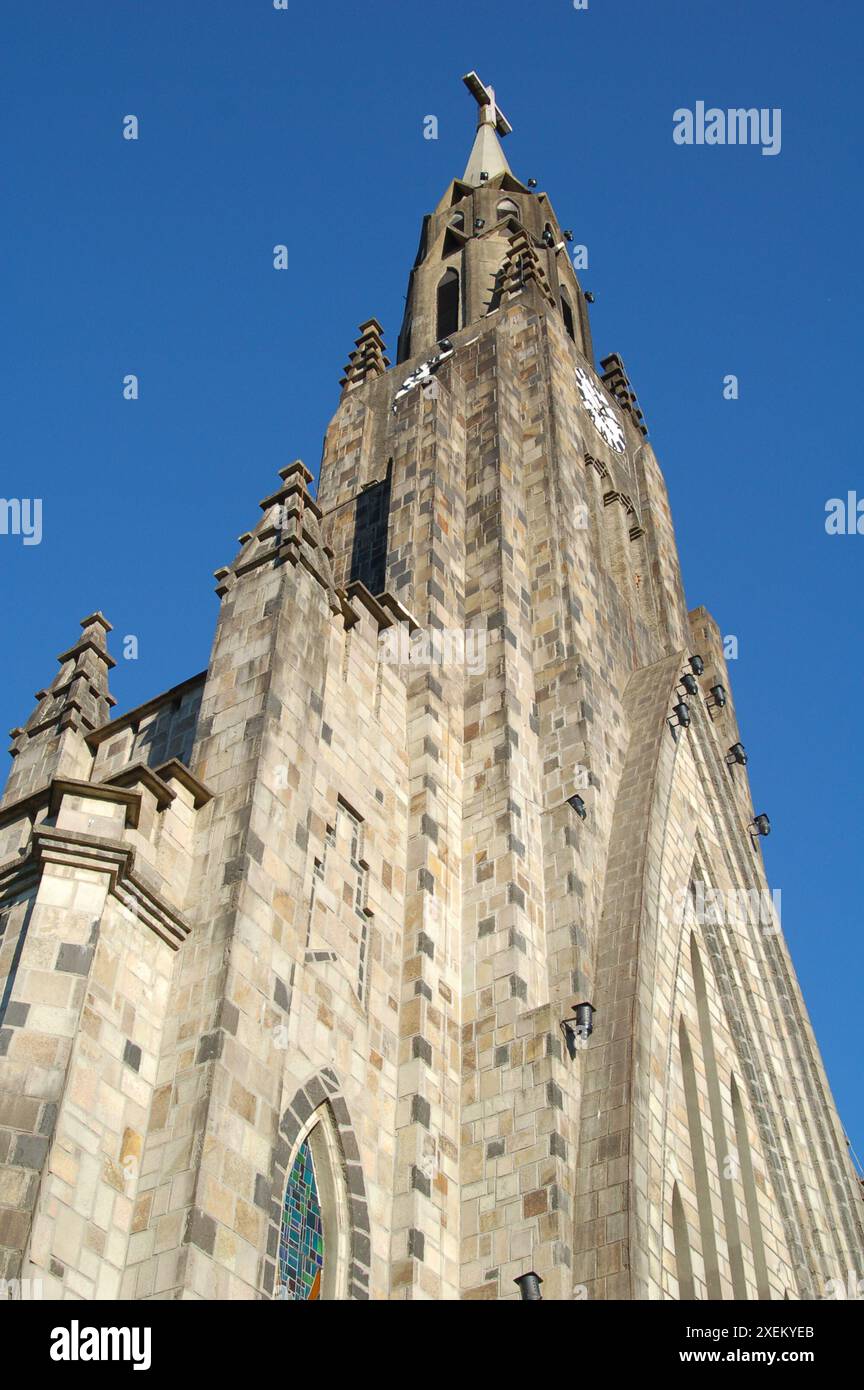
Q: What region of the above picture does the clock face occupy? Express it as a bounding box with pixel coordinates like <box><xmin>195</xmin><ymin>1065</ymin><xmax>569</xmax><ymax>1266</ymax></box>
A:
<box><xmin>576</xmin><ymin>366</ymin><xmax>626</xmax><ymax>454</ymax></box>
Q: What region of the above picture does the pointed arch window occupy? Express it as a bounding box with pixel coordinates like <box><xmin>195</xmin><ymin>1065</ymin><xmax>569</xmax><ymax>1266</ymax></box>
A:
<box><xmin>560</xmin><ymin>291</ymin><xmax>576</xmax><ymax>341</ymax></box>
<box><xmin>449</xmin><ymin>211</ymin><xmax>465</xmax><ymax>230</ymax></box>
<box><xmin>436</xmin><ymin>268</ymin><xmax>460</xmax><ymax>340</ymax></box>
<box><xmin>496</xmin><ymin>198</ymin><xmax>520</xmax><ymax>221</ymax></box>
<box><xmin>279</xmin><ymin>1135</ymin><xmax>325</xmax><ymax>1300</ymax></box>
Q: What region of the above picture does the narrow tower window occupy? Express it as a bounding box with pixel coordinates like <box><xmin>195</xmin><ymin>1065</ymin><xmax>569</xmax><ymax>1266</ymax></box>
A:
<box><xmin>561</xmin><ymin>291</ymin><xmax>576</xmax><ymax>341</ymax></box>
<box><xmin>279</xmin><ymin>1135</ymin><xmax>325</xmax><ymax>1300</ymax></box>
<box><xmin>731</xmin><ymin>1075</ymin><xmax>773</xmax><ymax>1300</ymax></box>
<box><xmin>496</xmin><ymin>198</ymin><xmax>519</xmax><ymax>220</ymax></box>
<box><xmin>672</xmin><ymin>1181</ymin><xmax>696</xmax><ymax>1300</ymax></box>
<box><xmin>436</xmin><ymin>268</ymin><xmax>460</xmax><ymax>340</ymax></box>
<box><xmin>690</xmin><ymin>933</ymin><xmax>748</xmax><ymax>1299</ymax></box>
<box><xmin>450</xmin><ymin>211</ymin><xmax>465</xmax><ymax>230</ymax></box>
<box><xmin>679</xmin><ymin>1016</ymin><xmax>722</xmax><ymax>1299</ymax></box>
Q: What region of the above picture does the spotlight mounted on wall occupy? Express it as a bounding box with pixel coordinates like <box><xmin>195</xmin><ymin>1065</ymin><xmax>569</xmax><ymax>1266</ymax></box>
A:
<box><xmin>479</xmin><ymin>171</ymin><xmax>489</xmax><ymax>182</ymax></box>
<box><xmin>567</xmin><ymin>794</ymin><xmax>587</xmax><ymax>821</ymax></box>
<box><xmin>573</xmin><ymin>1001</ymin><xmax>595</xmax><ymax>1039</ymax></box>
<box><xmin>474</xmin><ymin>218</ymin><xmax>486</xmax><ymax>229</ymax></box>
<box><xmin>680</xmin><ymin>672</ymin><xmax>699</xmax><ymax>698</ymax></box>
<box><xmin>514</xmin><ymin>1271</ymin><xmax>544</xmax><ymax>1300</ymax></box>
<box><xmin>561</xmin><ymin>1001</ymin><xmax>595</xmax><ymax>1057</ymax></box>
<box><xmin>707</xmin><ymin>683</ymin><xmax>727</xmax><ymax>711</ymax></box>
<box><xmin>667</xmin><ymin>701</ymin><xmax>691</xmax><ymax>735</ymax></box>
<box><xmin>563</xmin><ymin>229</ymin><xmax>574</xmax><ymax>241</ymax></box>
<box><xmin>527</xmin><ymin>178</ymin><xmax>538</xmax><ymax>188</ymax></box>
<box><xmin>689</xmin><ymin>654</ymin><xmax>705</xmax><ymax>676</ymax></box>
<box><xmin>726</xmin><ymin>742</ymin><xmax>748</xmax><ymax>766</ymax></box>
<box><xmin>584</xmin><ymin>291</ymin><xmax>595</xmax><ymax>303</ymax></box>
<box><xmin>749</xmin><ymin>813</ymin><xmax>771</xmax><ymax>844</ymax></box>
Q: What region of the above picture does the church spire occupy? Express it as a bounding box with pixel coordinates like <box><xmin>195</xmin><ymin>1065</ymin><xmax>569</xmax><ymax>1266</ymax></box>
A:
<box><xmin>461</xmin><ymin>70</ymin><xmax>513</xmax><ymax>185</ymax></box>
<box><xmin>395</xmin><ymin>71</ymin><xmax>593</xmax><ymax>366</ymax></box>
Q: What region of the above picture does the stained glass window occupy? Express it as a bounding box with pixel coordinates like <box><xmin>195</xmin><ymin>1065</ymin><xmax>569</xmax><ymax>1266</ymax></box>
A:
<box><xmin>278</xmin><ymin>1136</ymin><xmax>324</xmax><ymax>1300</ymax></box>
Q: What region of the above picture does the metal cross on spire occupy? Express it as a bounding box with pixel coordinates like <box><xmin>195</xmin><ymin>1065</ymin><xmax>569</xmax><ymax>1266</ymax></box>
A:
<box><xmin>462</xmin><ymin>71</ymin><xmax>513</xmax><ymax>137</ymax></box>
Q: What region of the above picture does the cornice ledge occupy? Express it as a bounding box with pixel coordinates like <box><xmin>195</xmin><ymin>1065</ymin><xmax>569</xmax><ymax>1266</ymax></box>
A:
<box><xmin>344</xmin><ymin>582</ymin><xmax>421</xmax><ymax>634</ymax></box>
<box><xmin>48</xmin><ymin>778</ymin><xmax>142</xmax><ymax>830</ymax></box>
<box><xmin>155</xmin><ymin>759</ymin><xmax>215</xmax><ymax>810</ymax></box>
<box><xmin>106</xmin><ymin>761</ymin><xmax>176</xmax><ymax>811</ymax></box>
<box><xmin>0</xmin><ymin>856</ymin><xmax>41</xmax><ymax>903</ymax></box>
<box><xmin>0</xmin><ymin>784</ymin><xmax>51</xmax><ymax>831</ymax></box>
<box><xmin>28</xmin><ymin>826</ymin><xmax>191</xmax><ymax>950</ymax></box>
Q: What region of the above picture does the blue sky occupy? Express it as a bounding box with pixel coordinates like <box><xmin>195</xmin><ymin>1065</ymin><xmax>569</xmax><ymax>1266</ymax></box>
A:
<box><xmin>2</xmin><ymin>1</ymin><xmax>862</xmax><ymax>1160</ymax></box>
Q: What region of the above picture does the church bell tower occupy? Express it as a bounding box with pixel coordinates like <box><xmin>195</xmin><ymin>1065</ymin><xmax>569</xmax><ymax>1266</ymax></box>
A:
<box><xmin>315</xmin><ymin>72</ymin><xmax>864</xmax><ymax>1300</ymax></box>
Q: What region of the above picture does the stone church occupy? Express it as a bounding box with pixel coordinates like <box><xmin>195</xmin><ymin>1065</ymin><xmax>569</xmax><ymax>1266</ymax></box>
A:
<box><xmin>1</xmin><ymin>74</ymin><xmax>861</xmax><ymax>1302</ymax></box>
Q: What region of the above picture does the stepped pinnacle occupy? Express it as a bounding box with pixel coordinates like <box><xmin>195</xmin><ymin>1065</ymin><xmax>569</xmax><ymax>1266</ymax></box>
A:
<box><xmin>2</xmin><ymin>612</ymin><xmax>116</xmax><ymax>806</ymax></box>
<box><xmin>340</xmin><ymin>319</ymin><xmax>390</xmax><ymax>394</ymax></box>
<box><xmin>9</xmin><ymin>613</ymin><xmax>116</xmax><ymax>758</ymax></box>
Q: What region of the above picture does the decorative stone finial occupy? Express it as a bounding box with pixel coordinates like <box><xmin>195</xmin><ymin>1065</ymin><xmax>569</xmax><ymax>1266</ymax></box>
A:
<box><xmin>8</xmin><ymin>612</ymin><xmax>116</xmax><ymax>761</ymax></box>
<box><xmin>214</xmin><ymin>464</ymin><xmax>342</xmax><ymax>615</ymax></box>
<box><xmin>340</xmin><ymin>320</ymin><xmax>390</xmax><ymax>394</ymax></box>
